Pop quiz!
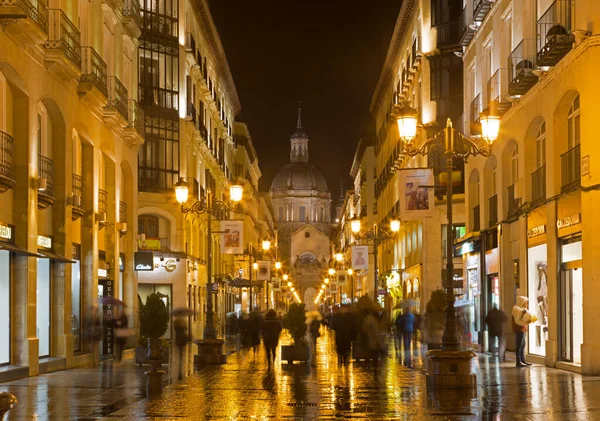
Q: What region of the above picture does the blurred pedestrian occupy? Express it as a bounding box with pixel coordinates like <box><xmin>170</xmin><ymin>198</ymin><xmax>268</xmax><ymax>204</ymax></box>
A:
<box><xmin>261</xmin><ymin>309</ymin><xmax>282</xmax><ymax>367</ymax></box>
<box><xmin>512</xmin><ymin>296</ymin><xmax>537</xmax><ymax>367</ymax></box>
<box><xmin>309</xmin><ymin>316</ymin><xmax>321</xmax><ymax>362</ymax></box>
<box><xmin>333</xmin><ymin>306</ymin><xmax>356</xmax><ymax>365</ymax></box>
<box><xmin>248</xmin><ymin>311</ymin><xmax>262</xmax><ymax>358</ymax></box>
<box><xmin>362</xmin><ymin>310</ymin><xmax>383</xmax><ymax>368</ymax></box>
<box><xmin>174</xmin><ymin>317</ymin><xmax>189</xmax><ymax>378</ymax></box>
<box><xmin>400</xmin><ymin>308</ymin><xmax>415</xmax><ymax>360</ymax></box>
<box><xmin>113</xmin><ymin>309</ymin><xmax>129</xmax><ymax>364</ymax></box>
<box><xmin>486</xmin><ymin>305</ymin><xmax>507</xmax><ymax>360</ymax></box>
<box><xmin>394</xmin><ymin>312</ymin><xmax>404</xmax><ymax>355</ymax></box>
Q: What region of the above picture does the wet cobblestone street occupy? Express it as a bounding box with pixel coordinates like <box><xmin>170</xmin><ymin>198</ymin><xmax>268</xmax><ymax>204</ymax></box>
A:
<box><xmin>1</xmin><ymin>330</ymin><xmax>600</xmax><ymax>420</ymax></box>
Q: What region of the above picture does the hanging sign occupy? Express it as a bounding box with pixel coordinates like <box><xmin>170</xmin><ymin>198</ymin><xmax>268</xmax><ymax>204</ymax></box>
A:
<box><xmin>398</xmin><ymin>168</ymin><xmax>435</xmax><ymax>220</ymax></box>
<box><xmin>336</xmin><ymin>270</ymin><xmax>348</xmax><ymax>286</ymax></box>
<box><xmin>100</xmin><ymin>279</ymin><xmax>114</xmax><ymax>355</ymax></box>
<box><xmin>256</xmin><ymin>260</ymin><xmax>271</xmax><ymax>280</ymax></box>
<box><xmin>37</xmin><ymin>235</ymin><xmax>52</xmax><ymax>250</ymax></box>
<box><xmin>351</xmin><ymin>246</ymin><xmax>369</xmax><ymax>270</ymax></box>
<box><xmin>0</xmin><ymin>222</ymin><xmax>14</xmax><ymax>243</ymax></box>
<box><xmin>220</xmin><ymin>220</ymin><xmax>243</xmax><ymax>254</ymax></box>
<box><xmin>271</xmin><ymin>277</ymin><xmax>281</xmax><ymax>292</ymax></box>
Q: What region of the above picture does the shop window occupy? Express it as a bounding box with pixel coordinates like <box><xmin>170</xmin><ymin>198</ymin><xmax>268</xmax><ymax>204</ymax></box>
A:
<box><xmin>0</xmin><ymin>251</ymin><xmax>9</xmax><ymax>364</ymax></box>
<box><xmin>527</xmin><ymin>244</ymin><xmax>548</xmax><ymax>356</ymax></box>
<box><xmin>567</xmin><ymin>95</ymin><xmax>580</xmax><ymax>150</ymax></box>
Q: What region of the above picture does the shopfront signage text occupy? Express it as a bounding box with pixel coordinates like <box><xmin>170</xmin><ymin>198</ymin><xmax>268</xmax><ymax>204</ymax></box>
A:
<box><xmin>527</xmin><ymin>225</ymin><xmax>546</xmax><ymax>238</ymax></box>
<box><xmin>98</xmin><ymin>268</ymin><xmax>108</xmax><ymax>278</ymax></box>
<box><xmin>134</xmin><ymin>251</ymin><xmax>154</xmax><ymax>271</ymax></box>
<box><xmin>557</xmin><ymin>213</ymin><xmax>581</xmax><ymax>230</ymax></box>
<box><xmin>0</xmin><ymin>223</ymin><xmax>13</xmax><ymax>242</ymax></box>
<box><xmin>37</xmin><ymin>235</ymin><xmax>52</xmax><ymax>250</ymax></box>
<box><xmin>162</xmin><ymin>259</ymin><xmax>177</xmax><ymax>272</ymax></box>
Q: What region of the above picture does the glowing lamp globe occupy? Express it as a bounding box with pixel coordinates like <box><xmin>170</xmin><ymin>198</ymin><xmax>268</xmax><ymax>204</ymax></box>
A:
<box><xmin>335</xmin><ymin>253</ymin><xmax>343</xmax><ymax>262</ymax></box>
<box><xmin>395</xmin><ymin>104</ymin><xmax>419</xmax><ymax>141</ymax></box>
<box><xmin>390</xmin><ymin>219</ymin><xmax>400</xmax><ymax>233</ymax></box>
<box><xmin>275</xmin><ymin>261</ymin><xmax>282</xmax><ymax>270</ymax></box>
<box><xmin>229</xmin><ymin>184</ymin><xmax>243</xmax><ymax>202</ymax></box>
<box><xmin>480</xmin><ymin>110</ymin><xmax>500</xmax><ymax>145</ymax></box>
<box><xmin>174</xmin><ymin>178</ymin><xmax>189</xmax><ymax>204</ymax></box>
<box><xmin>328</xmin><ymin>268</ymin><xmax>336</xmax><ymax>276</ymax></box>
<box><xmin>350</xmin><ymin>218</ymin><xmax>361</xmax><ymax>234</ymax></box>
<box><xmin>262</xmin><ymin>239</ymin><xmax>271</xmax><ymax>251</ymax></box>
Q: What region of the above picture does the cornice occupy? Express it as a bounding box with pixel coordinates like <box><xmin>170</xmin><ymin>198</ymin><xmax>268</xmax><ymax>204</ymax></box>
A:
<box><xmin>370</xmin><ymin>0</ymin><xmax>418</xmax><ymax>116</ymax></box>
<box><xmin>190</xmin><ymin>0</ymin><xmax>241</xmax><ymax>115</ymax></box>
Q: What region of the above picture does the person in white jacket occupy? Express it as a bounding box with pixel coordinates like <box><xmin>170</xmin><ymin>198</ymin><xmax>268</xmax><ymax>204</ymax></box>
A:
<box><xmin>512</xmin><ymin>296</ymin><xmax>538</xmax><ymax>367</ymax></box>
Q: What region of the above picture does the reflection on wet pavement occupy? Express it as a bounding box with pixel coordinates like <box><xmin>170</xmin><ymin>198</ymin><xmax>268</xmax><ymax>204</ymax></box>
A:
<box><xmin>1</xmin><ymin>329</ymin><xmax>600</xmax><ymax>420</ymax></box>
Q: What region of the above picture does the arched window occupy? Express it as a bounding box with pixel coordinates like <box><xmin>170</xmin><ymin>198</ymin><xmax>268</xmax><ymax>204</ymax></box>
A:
<box><xmin>536</xmin><ymin>122</ymin><xmax>546</xmax><ymax>169</ymax></box>
<box><xmin>567</xmin><ymin>95</ymin><xmax>580</xmax><ymax>150</ymax></box>
<box><xmin>138</xmin><ymin>215</ymin><xmax>159</xmax><ymax>238</ymax></box>
<box><xmin>492</xmin><ymin>160</ymin><xmax>497</xmax><ymax>195</ymax></box>
<box><xmin>511</xmin><ymin>144</ymin><xmax>519</xmax><ymax>184</ymax></box>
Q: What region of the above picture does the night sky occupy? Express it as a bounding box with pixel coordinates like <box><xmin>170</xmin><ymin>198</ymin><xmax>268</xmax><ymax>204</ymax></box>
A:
<box><xmin>208</xmin><ymin>0</ymin><xmax>402</xmax><ymax>202</ymax></box>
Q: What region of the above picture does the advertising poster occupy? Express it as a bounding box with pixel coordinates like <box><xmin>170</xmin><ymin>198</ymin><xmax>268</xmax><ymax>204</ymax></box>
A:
<box><xmin>256</xmin><ymin>260</ymin><xmax>271</xmax><ymax>280</ymax></box>
<box><xmin>336</xmin><ymin>270</ymin><xmax>348</xmax><ymax>286</ymax></box>
<box><xmin>352</xmin><ymin>245</ymin><xmax>369</xmax><ymax>270</ymax></box>
<box><xmin>220</xmin><ymin>220</ymin><xmax>244</xmax><ymax>254</ymax></box>
<box><xmin>398</xmin><ymin>168</ymin><xmax>435</xmax><ymax>220</ymax></box>
<box><xmin>271</xmin><ymin>277</ymin><xmax>281</xmax><ymax>292</ymax></box>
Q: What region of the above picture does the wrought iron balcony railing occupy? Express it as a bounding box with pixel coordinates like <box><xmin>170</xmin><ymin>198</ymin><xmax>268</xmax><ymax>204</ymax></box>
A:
<box><xmin>119</xmin><ymin>200</ymin><xmax>127</xmax><ymax>223</ymax></box>
<box><xmin>122</xmin><ymin>0</ymin><xmax>141</xmax><ymax>28</ymax></box>
<box><xmin>98</xmin><ymin>188</ymin><xmax>108</xmax><ymax>214</ymax></box>
<box><xmin>508</xmin><ymin>39</ymin><xmax>538</xmax><ymax>97</ymax></box>
<box><xmin>71</xmin><ymin>173</ymin><xmax>85</xmax><ymax>219</ymax></box>
<box><xmin>139</xmin><ymin>168</ymin><xmax>179</xmax><ymax>192</ymax></box>
<box><xmin>473</xmin><ymin>204</ymin><xmax>481</xmax><ymax>231</ymax></box>
<box><xmin>531</xmin><ymin>165</ymin><xmax>546</xmax><ymax>207</ymax></box>
<box><xmin>46</xmin><ymin>9</ymin><xmax>81</xmax><ymax>68</ymax></box>
<box><xmin>561</xmin><ymin>144</ymin><xmax>580</xmax><ymax>193</ymax></box>
<box><xmin>80</xmin><ymin>47</ymin><xmax>108</xmax><ymax>96</ymax></box>
<box><xmin>507</xmin><ymin>184</ymin><xmax>520</xmax><ymax>216</ymax></box>
<box><xmin>107</xmin><ymin>76</ymin><xmax>128</xmax><ymax>119</ymax></box>
<box><xmin>0</xmin><ymin>0</ymin><xmax>48</xmax><ymax>32</ymax></box>
<box><xmin>127</xmin><ymin>99</ymin><xmax>144</xmax><ymax>135</ymax></box>
<box><xmin>186</xmin><ymin>101</ymin><xmax>197</xmax><ymax>125</ymax></box>
<box><xmin>537</xmin><ymin>0</ymin><xmax>574</xmax><ymax>68</ymax></box>
<box><xmin>473</xmin><ymin>0</ymin><xmax>492</xmax><ymax>22</ymax></box>
<box><xmin>488</xmin><ymin>194</ymin><xmax>498</xmax><ymax>226</ymax></box>
<box><xmin>0</xmin><ymin>131</ymin><xmax>16</xmax><ymax>192</ymax></box>
<box><xmin>38</xmin><ymin>155</ymin><xmax>54</xmax><ymax>198</ymax></box>
<box><xmin>487</xmin><ymin>68</ymin><xmax>512</xmax><ymax>116</ymax></box>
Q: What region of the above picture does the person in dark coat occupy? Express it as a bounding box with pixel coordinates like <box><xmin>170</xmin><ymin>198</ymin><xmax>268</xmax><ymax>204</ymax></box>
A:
<box><xmin>486</xmin><ymin>305</ymin><xmax>508</xmax><ymax>359</ymax></box>
<box><xmin>400</xmin><ymin>309</ymin><xmax>415</xmax><ymax>362</ymax></box>
<box><xmin>261</xmin><ymin>310</ymin><xmax>282</xmax><ymax>366</ymax></box>
<box><xmin>113</xmin><ymin>310</ymin><xmax>129</xmax><ymax>364</ymax></box>
<box><xmin>394</xmin><ymin>312</ymin><xmax>404</xmax><ymax>355</ymax></box>
<box><xmin>333</xmin><ymin>306</ymin><xmax>357</xmax><ymax>365</ymax></box>
<box><xmin>248</xmin><ymin>311</ymin><xmax>262</xmax><ymax>357</ymax></box>
<box><xmin>174</xmin><ymin>317</ymin><xmax>189</xmax><ymax>378</ymax></box>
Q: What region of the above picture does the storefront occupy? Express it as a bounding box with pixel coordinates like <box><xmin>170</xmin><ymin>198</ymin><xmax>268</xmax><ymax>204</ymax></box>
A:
<box><xmin>0</xmin><ymin>222</ymin><xmax>14</xmax><ymax>365</ymax></box>
<box><xmin>71</xmin><ymin>244</ymin><xmax>82</xmax><ymax>352</ymax></box>
<box><xmin>454</xmin><ymin>232</ymin><xmax>481</xmax><ymax>345</ymax></box>
<box><xmin>36</xmin><ymin>235</ymin><xmax>53</xmax><ymax>358</ymax></box>
<box><xmin>556</xmin><ymin>204</ymin><xmax>583</xmax><ymax>364</ymax></box>
<box><xmin>527</xmin><ymin>209</ymin><xmax>548</xmax><ymax>357</ymax></box>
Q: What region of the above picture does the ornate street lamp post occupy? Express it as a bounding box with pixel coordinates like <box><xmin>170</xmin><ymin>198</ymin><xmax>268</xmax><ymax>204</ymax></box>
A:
<box><xmin>350</xmin><ymin>216</ymin><xmax>400</xmax><ymax>301</ymax></box>
<box><xmin>174</xmin><ymin>178</ymin><xmax>243</xmax><ymax>364</ymax></box>
<box><xmin>394</xmin><ymin>103</ymin><xmax>499</xmax><ymax>388</ymax></box>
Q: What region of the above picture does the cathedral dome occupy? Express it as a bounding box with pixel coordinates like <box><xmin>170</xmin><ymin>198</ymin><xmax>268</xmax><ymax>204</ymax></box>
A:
<box><xmin>271</xmin><ymin>162</ymin><xmax>329</xmax><ymax>192</ymax></box>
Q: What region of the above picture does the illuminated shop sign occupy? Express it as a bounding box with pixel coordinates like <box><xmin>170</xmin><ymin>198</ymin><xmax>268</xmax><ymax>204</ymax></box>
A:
<box><xmin>557</xmin><ymin>213</ymin><xmax>581</xmax><ymax>230</ymax></box>
<box><xmin>98</xmin><ymin>268</ymin><xmax>108</xmax><ymax>278</ymax></box>
<box><xmin>37</xmin><ymin>235</ymin><xmax>52</xmax><ymax>250</ymax></box>
<box><xmin>527</xmin><ymin>225</ymin><xmax>546</xmax><ymax>238</ymax></box>
<box><xmin>134</xmin><ymin>251</ymin><xmax>154</xmax><ymax>271</ymax></box>
<box><xmin>0</xmin><ymin>222</ymin><xmax>14</xmax><ymax>243</ymax></box>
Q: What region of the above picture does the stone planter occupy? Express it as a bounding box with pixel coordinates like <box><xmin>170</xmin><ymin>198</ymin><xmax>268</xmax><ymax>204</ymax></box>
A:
<box><xmin>135</xmin><ymin>345</ymin><xmax>169</xmax><ymax>366</ymax></box>
<box><xmin>281</xmin><ymin>345</ymin><xmax>310</xmax><ymax>363</ymax></box>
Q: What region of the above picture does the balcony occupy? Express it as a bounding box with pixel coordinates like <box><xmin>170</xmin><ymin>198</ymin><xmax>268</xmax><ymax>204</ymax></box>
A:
<box><xmin>531</xmin><ymin>165</ymin><xmax>546</xmax><ymax>207</ymax></box>
<box><xmin>98</xmin><ymin>188</ymin><xmax>108</xmax><ymax>214</ymax></box>
<box><xmin>0</xmin><ymin>131</ymin><xmax>16</xmax><ymax>193</ymax></box>
<box><xmin>71</xmin><ymin>173</ymin><xmax>85</xmax><ymax>220</ymax></box>
<box><xmin>104</xmin><ymin>76</ymin><xmax>128</xmax><ymax>126</ymax></box>
<box><xmin>436</xmin><ymin>21</ymin><xmax>460</xmax><ymax>48</ymax></box>
<box><xmin>473</xmin><ymin>0</ymin><xmax>492</xmax><ymax>22</ymax></box>
<box><xmin>488</xmin><ymin>194</ymin><xmax>498</xmax><ymax>226</ymax></box>
<box><xmin>459</xmin><ymin>7</ymin><xmax>475</xmax><ymax>47</ymax></box>
<box><xmin>487</xmin><ymin>68</ymin><xmax>512</xmax><ymax>116</ymax></box>
<box><xmin>0</xmin><ymin>0</ymin><xmax>47</xmax><ymax>45</ymax></box>
<box><xmin>37</xmin><ymin>155</ymin><xmax>54</xmax><ymax>209</ymax></box>
<box><xmin>139</xmin><ymin>168</ymin><xmax>179</xmax><ymax>193</ymax></box>
<box><xmin>78</xmin><ymin>47</ymin><xmax>107</xmax><ymax>108</ymax></box>
<box><xmin>472</xmin><ymin>204</ymin><xmax>480</xmax><ymax>232</ymax></box>
<box><xmin>536</xmin><ymin>0</ymin><xmax>574</xmax><ymax>68</ymax></box>
<box><xmin>186</xmin><ymin>101</ymin><xmax>197</xmax><ymax>125</ymax></box>
<box><xmin>185</xmin><ymin>32</ymin><xmax>196</xmax><ymax>55</ymax></box>
<box><xmin>561</xmin><ymin>144</ymin><xmax>580</xmax><ymax>193</ymax></box>
<box><xmin>44</xmin><ymin>9</ymin><xmax>81</xmax><ymax>79</ymax></box>
<box><xmin>119</xmin><ymin>201</ymin><xmax>127</xmax><ymax>223</ymax></box>
<box><xmin>122</xmin><ymin>0</ymin><xmax>141</xmax><ymax>38</ymax></box>
<box><xmin>138</xmin><ymin>236</ymin><xmax>169</xmax><ymax>252</ymax></box>
<box><xmin>141</xmin><ymin>9</ymin><xmax>177</xmax><ymax>39</ymax></box>
<box><xmin>470</xmin><ymin>93</ymin><xmax>482</xmax><ymax>135</ymax></box>
<box><xmin>508</xmin><ymin>39</ymin><xmax>538</xmax><ymax>97</ymax></box>
<box><xmin>122</xmin><ymin>99</ymin><xmax>145</xmax><ymax>146</ymax></box>
<box><xmin>197</xmin><ymin>120</ymin><xmax>208</xmax><ymax>140</ymax></box>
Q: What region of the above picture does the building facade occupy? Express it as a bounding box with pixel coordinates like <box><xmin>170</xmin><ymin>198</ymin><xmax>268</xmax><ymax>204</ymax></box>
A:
<box><xmin>0</xmin><ymin>0</ymin><xmax>143</xmax><ymax>377</ymax></box>
<box><xmin>368</xmin><ymin>0</ymin><xmax>466</xmax><ymax>319</ymax></box>
<box><xmin>270</xmin><ymin>107</ymin><xmax>332</xmax><ymax>306</ymax></box>
<box><xmin>460</xmin><ymin>0</ymin><xmax>600</xmax><ymax>374</ymax></box>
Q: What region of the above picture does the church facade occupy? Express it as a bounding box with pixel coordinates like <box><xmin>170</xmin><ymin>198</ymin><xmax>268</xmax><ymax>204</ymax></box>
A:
<box><xmin>270</xmin><ymin>107</ymin><xmax>332</xmax><ymax>307</ymax></box>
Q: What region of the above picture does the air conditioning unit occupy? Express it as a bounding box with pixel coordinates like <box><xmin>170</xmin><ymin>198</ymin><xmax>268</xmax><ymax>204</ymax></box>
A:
<box><xmin>71</xmin><ymin>194</ymin><xmax>81</xmax><ymax>208</ymax></box>
<box><xmin>38</xmin><ymin>178</ymin><xmax>47</xmax><ymax>191</ymax></box>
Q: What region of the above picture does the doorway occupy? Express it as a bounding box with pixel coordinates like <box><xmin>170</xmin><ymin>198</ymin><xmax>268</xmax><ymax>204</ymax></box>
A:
<box><xmin>560</xmin><ymin>263</ymin><xmax>583</xmax><ymax>364</ymax></box>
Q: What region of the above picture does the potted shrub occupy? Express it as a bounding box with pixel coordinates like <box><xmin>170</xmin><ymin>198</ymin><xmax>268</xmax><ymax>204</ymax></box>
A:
<box><xmin>136</xmin><ymin>292</ymin><xmax>170</xmax><ymax>366</ymax></box>
<box><xmin>281</xmin><ymin>303</ymin><xmax>310</xmax><ymax>363</ymax></box>
<box><xmin>424</xmin><ymin>289</ymin><xmax>446</xmax><ymax>350</ymax></box>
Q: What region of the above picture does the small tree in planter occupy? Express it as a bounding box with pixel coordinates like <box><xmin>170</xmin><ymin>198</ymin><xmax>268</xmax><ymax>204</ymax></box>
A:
<box><xmin>137</xmin><ymin>293</ymin><xmax>170</xmax><ymax>366</ymax></box>
<box><xmin>281</xmin><ymin>303</ymin><xmax>309</xmax><ymax>363</ymax></box>
<box><xmin>424</xmin><ymin>289</ymin><xmax>446</xmax><ymax>350</ymax></box>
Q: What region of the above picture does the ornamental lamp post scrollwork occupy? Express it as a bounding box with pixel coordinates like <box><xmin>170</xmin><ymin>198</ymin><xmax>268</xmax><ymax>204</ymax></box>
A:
<box><xmin>174</xmin><ymin>177</ymin><xmax>243</xmax><ymax>342</ymax></box>
<box><xmin>394</xmin><ymin>102</ymin><xmax>500</xmax><ymax>389</ymax></box>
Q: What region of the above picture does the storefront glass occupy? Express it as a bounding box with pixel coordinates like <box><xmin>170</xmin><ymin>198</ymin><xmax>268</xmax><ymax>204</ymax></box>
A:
<box><xmin>560</xmin><ymin>240</ymin><xmax>582</xmax><ymax>364</ymax></box>
<box><xmin>0</xmin><ymin>251</ymin><xmax>10</xmax><ymax>364</ymax></box>
<box><xmin>37</xmin><ymin>258</ymin><xmax>51</xmax><ymax>357</ymax></box>
<box><xmin>71</xmin><ymin>260</ymin><xmax>81</xmax><ymax>352</ymax></box>
<box><xmin>527</xmin><ymin>244</ymin><xmax>548</xmax><ymax>356</ymax></box>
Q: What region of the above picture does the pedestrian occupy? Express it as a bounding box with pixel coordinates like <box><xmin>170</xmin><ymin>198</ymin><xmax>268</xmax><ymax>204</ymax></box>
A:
<box><xmin>512</xmin><ymin>296</ymin><xmax>537</xmax><ymax>367</ymax></box>
<box><xmin>485</xmin><ymin>304</ymin><xmax>507</xmax><ymax>359</ymax></box>
<box><xmin>261</xmin><ymin>309</ymin><xmax>282</xmax><ymax>367</ymax></box>
<box><xmin>362</xmin><ymin>310</ymin><xmax>382</xmax><ymax>368</ymax></box>
<box><xmin>332</xmin><ymin>306</ymin><xmax>356</xmax><ymax>365</ymax></box>
<box><xmin>174</xmin><ymin>317</ymin><xmax>189</xmax><ymax>378</ymax></box>
<box><xmin>400</xmin><ymin>308</ymin><xmax>415</xmax><ymax>360</ymax></box>
<box><xmin>248</xmin><ymin>311</ymin><xmax>262</xmax><ymax>358</ymax></box>
<box><xmin>113</xmin><ymin>309</ymin><xmax>129</xmax><ymax>364</ymax></box>
<box><xmin>309</xmin><ymin>317</ymin><xmax>321</xmax><ymax>355</ymax></box>
<box><xmin>394</xmin><ymin>312</ymin><xmax>404</xmax><ymax>355</ymax></box>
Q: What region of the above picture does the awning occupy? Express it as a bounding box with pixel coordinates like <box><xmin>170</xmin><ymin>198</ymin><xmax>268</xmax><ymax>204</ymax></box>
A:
<box><xmin>453</xmin><ymin>231</ymin><xmax>481</xmax><ymax>256</ymax></box>
<box><xmin>37</xmin><ymin>249</ymin><xmax>75</xmax><ymax>263</ymax></box>
<box><xmin>0</xmin><ymin>242</ymin><xmax>41</xmax><ymax>257</ymax></box>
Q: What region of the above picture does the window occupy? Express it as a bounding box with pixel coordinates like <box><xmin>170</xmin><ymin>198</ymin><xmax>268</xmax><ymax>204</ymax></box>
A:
<box><xmin>442</xmin><ymin>224</ymin><xmax>467</xmax><ymax>257</ymax></box>
<box><xmin>138</xmin><ymin>215</ymin><xmax>159</xmax><ymax>238</ymax></box>
<box><xmin>305</xmin><ymin>231</ymin><xmax>310</xmax><ymax>238</ymax></box>
<box><xmin>492</xmin><ymin>160</ymin><xmax>497</xmax><ymax>195</ymax></box>
<box><xmin>299</xmin><ymin>206</ymin><xmax>306</xmax><ymax>222</ymax></box>
<box><xmin>536</xmin><ymin>122</ymin><xmax>546</xmax><ymax>168</ymax></box>
<box><xmin>320</xmin><ymin>207</ymin><xmax>325</xmax><ymax>222</ymax></box>
<box><xmin>511</xmin><ymin>144</ymin><xmax>519</xmax><ymax>183</ymax></box>
<box><xmin>278</xmin><ymin>207</ymin><xmax>283</xmax><ymax>222</ymax></box>
<box><xmin>567</xmin><ymin>95</ymin><xmax>580</xmax><ymax>150</ymax></box>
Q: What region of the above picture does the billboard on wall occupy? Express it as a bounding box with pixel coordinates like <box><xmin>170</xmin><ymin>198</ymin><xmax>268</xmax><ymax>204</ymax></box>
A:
<box><xmin>336</xmin><ymin>270</ymin><xmax>348</xmax><ymax>286</ymax></box>
<box><xmin>220</xmin><ymin>220</ymin><xmax>243</xmax><ymax>254</ymax></box>
<box><xmin>398</xmin><ymin>168</ymin><xmax>435</xmax><ymax>220</ymax></box>
<box><xmin>256</xmin><ymin>260</ymin><xmax>271</xmax><ymax>280</ymax></box>
<box><xmin>351</xmin><ymin>246</ymin><xmax>368</xmax><ymax>270</ymax></box>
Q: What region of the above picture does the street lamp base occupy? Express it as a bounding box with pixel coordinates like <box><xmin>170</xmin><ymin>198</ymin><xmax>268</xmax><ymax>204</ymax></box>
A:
<box><xmin>194</xmin><ymin>339</ymin><xmax>226</xmax><ymax>366</ymax></box>
<box><xmin>426</xmin><ymin>349</ymin><xmax>477</xmax><ymax>389</ymax></box>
